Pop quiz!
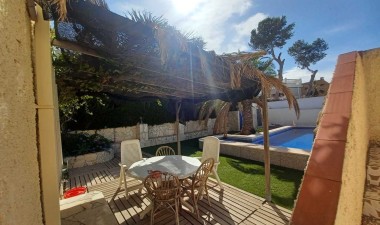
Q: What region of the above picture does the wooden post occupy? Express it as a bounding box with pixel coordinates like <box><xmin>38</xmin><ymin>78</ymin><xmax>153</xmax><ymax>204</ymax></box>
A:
<box><xmin>175</xmin><ymin>101</ymin><xmax>182</xmax><ymax>155</ymax></box>
<box><xmin>262</xmin><ymin>87</ymin><xmax>271</xmax><ymax>202</ymax></box>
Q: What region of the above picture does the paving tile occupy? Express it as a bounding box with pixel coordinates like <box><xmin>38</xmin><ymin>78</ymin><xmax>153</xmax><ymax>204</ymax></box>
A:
<box><xmin>337</xmin><ymin>51</ymin><xmax>358</xmax><ymax>65</ymax></box>
<box><xmin>307</xmin><ymin>140</ymin><xmax>346</xmax><ymax>181</ymax></box>
<box><xmin>324</xmin><ymin>92</ymin><xmax>353</xmax><ymax>115</ymax></box>
<box><xmin>315</xmin><ymin>114</ymin><xmax>349</xmax><ymax>141</ymax></box>
<box><xmin>291</xmin><ymin>174</ymin><xmax>341</xmax><ymax>225</ymax></box>
<box><xmin>333</xmin><ymin>61</ymin><xmax>356</xmax><ymax>77</ymax></box>
<box><xmin>329</xmin><ymin>75</ymin><xmax>355</xmax><ymax>93</ymax></box>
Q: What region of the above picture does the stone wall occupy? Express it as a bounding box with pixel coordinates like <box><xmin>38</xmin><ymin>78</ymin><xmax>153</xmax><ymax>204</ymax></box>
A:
<box><xmin>65</xmin><ymin>149</ymin><xmax>114</xmax><ymax>169</ymax></box>
<box><xmin>75</xmin><ymin>117</ymin><xmax>220</xmax><ymax>151</ymax></box>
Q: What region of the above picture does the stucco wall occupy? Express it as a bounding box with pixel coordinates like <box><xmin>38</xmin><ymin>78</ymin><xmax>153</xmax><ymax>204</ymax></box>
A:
<box><xmin>334</xmin><ymin>53</ymin><xmax>369</xmax><ymax>224</ymax></box>
<box><xmin>0</xmin><ymin>1</ymin><xmax>43</xmax><ymax>225</ymax></box>
<box><xmin>363</xmin><ymin>49</ymin><xmax>380</xmax><ymax>141</ymax></box>
<box><xmin>267</xmin><ymin>97</ymin><xmax>324</xmax><ymax>126</ymax></box>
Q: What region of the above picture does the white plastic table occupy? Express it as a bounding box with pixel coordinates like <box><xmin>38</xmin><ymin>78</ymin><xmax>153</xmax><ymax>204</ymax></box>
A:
<box><xmin>128</xmin><ymin>155</ymin><xmax>201</xmax><ymax>179</ymax></box>
<box><xmin>127</xmin><ymin>155</ymin><xmax>201</xmax><ymax>219</ymax></box>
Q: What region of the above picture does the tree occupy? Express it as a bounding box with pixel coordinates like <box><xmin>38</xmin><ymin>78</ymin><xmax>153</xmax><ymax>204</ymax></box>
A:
<box><xmin>288</xmin><ymin>38</ymin><xmax>328</xmax><ymax>96</ymax></box>
<box><xmin>249</xmin><ymin>16</ymin><xmax>295</xmax><ymax>81</ymax></box>
<box><xmin>240</xmin><ymin>57</ymin><xmax>276</xmax><ymax>135</ymax></box>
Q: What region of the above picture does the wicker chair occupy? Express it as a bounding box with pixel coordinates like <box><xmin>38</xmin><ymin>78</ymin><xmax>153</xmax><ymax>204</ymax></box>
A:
<box><xmin>144</xmin><ymin>171</ymin><xmax>181</xmax><ymax>225</ymax></box>
<box><xmin>155</xmin><ymin>146</ymin><xmax>175</xmax><ymax>156</ymax></box>
<box><xmin>181</xmin><ymin>158</ymin><xmax>214</xmax><ymax>218</ymax></box>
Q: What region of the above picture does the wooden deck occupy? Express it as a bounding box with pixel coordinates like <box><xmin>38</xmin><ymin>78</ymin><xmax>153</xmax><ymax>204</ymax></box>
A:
<box><xmin>66</xmin><ymin>157</ymin><xmax>292</xmax><ymax>225</ymax></box>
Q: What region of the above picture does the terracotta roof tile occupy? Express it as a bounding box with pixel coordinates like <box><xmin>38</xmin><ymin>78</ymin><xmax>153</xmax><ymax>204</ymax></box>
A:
<box><xmin>307</xmin><ymin>139</ymin><xmax>346</xmax><ymax>181</ymax></box>
<box><xmin>324</xmin><ymin>92</ymin><xmax>353</xmax><ymax>115</ymax></box>
<box><xmin>291</xmin><ymin>174</ymin><xmax>341</xmax><ymax>225</ymax></box>
<box><xmin>333</xmin><ymin>61</ymin><xmax>356</xmax><ymax>77</ymax></box>
<box><xmin>315</xmin><ymin>113</ymin><xmax>350</xmax><ymax>141</ymax></box>
<box><xmin>336</xmin><ymin>51</ymin><xmax>358</xmax><ymax>65</ymax></box>
<box><xmin>291</xmin><ymin>51</ymin><xmax>357</xmax><ymax>225</ymax></box>
<box><xmin>329</xmin><ymin>75</ymin><xmax>354</xmax><ymax>94</ymax></box>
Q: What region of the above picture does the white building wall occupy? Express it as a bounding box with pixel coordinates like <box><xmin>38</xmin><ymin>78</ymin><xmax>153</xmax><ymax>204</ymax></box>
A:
<box><xmin>267</xmin><ymin>96</ymin><xmax>325</xmax><ymax>126</ymax></box>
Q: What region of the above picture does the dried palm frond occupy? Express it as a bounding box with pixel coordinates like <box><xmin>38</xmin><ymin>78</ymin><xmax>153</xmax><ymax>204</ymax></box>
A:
<box><xmin>49</xmin><ymin>0</ymin><xmax>67</xmax><ymax>21</ymax></box>
<box><xmin>49</xmin><ymin>0</ymin><xmax>109</xmax><ymax>20</ymax></box>
<box><xmin>198</xmin><ymin>100</ymin><xmax>226</xmax><ymax>125</ymax></box>
<box><xmin>128</xmin><ymin>10</ymin><xmax>167</xmax><ymax>27</ymax></box>
<box><xmin>213</xmin><ymin>102</ymin><xmax>231</xmax><ymax>136</ymax></box>
<box><xmin>223</xmin><ymin>51</ymin><xmax>300</xmax><ymax>118</ymax></box>
<box><xmin>242</xmin><ymin>66</ymin><xmax>300</xmax><ymax>118</ymax></box>
<box><xmin>223</xmin><ymin>51</ymin><xmax>266</xmax><ymax>89</ymax></box>
<box><xmin>88</xmin><ymin>0</ymin><xmax>109</xmax><ymax>9</ymax></box>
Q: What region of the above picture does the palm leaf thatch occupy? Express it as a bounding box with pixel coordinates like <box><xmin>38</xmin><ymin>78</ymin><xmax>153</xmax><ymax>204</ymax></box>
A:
<box><xmin>223</xmin><ymin>51</ymin><xmax>266</xmax><ymax>89</ymax></box>
<box><xmin>48</xmin><ymin>0</ymin><xmax>109</xmax><ymax>20</ymax></box>
<box><xmin>127</xmin><ymin>10</ymin><xmax>205</xmax><ymax>68</ymax></box>
<box><xmin>48</xmin><ymin>0</ymin><xmax>67</xmax><ymax>20</ymax></box>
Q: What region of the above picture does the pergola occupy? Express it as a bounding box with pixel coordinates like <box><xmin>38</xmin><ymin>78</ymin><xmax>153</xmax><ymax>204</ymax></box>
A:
<box><xmin>37</xmin><ymin>0</ymin><xmax>287</xmax><ymax>202</ymax></box>
<box><xmin>41</xmin><ymin>0</ymin><xmax>262</xmax><ymax>103</ymax></box>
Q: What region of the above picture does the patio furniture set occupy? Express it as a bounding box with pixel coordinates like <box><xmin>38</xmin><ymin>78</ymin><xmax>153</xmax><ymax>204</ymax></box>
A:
<box><xmin>118</xmin><ymin>137</ymin><xmax>223</xmax><ymax>225</ymax></box>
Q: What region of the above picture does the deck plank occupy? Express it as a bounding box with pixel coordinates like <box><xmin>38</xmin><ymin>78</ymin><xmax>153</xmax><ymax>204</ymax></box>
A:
<box><xmin>66</xmin><ymin>158</ymin><xmax>292</xmax><ymax>225</ymax></box>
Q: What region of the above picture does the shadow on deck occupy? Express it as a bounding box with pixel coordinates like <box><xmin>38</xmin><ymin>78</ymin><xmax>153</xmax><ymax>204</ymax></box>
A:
<box><xmin>65</xmin><ymin>157</ymin><xmax>292</xmax><ymax>225</ymax></box>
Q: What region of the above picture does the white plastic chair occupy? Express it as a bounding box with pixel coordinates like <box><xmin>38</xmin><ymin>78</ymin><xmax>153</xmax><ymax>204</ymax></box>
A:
<box><xmin>118</xmin><ymin>139</ymin><xmax>144</xmax><ymax>197</ymax></box>
<box><xmin>199</xmin><ymin>136</ymin><xmax>223</xmax><ymax>189</ymax></box>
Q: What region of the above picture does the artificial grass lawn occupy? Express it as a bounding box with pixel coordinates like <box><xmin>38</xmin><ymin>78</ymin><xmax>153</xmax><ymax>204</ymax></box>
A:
<box><xmin>142</xmin><ymin>138</ymin><xmax>304</xmax><ymax>209</ymax></box>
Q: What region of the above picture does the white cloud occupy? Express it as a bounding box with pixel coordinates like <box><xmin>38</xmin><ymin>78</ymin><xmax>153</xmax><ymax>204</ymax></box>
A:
<box><xmin>109</xmin><ymin>0</ymin><xmax>255</xmax><ymax>54</ymax></box>
<box><xmin>225</xmin><ymin>13</ymin><xmax>268</xmax><ymax>53</ymax></box>
<box><xmin>234</xmin><ymin>13</ymin><xmax>267</xmax><ymax>38</ymax></box>
<box><xmin>284</xmin><ymin>67</ymin><xmax>334</xmax><ymax>83</ymax></box>
<box><xmin>173</xmin><ymin>0</ymin><xmax>253</xmax><ymax>53</ymax></box>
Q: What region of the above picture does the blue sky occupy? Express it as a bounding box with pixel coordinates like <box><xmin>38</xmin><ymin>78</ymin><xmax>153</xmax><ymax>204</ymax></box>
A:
<box><xmin>107</xmin><ymin>0</ymin><xmax>379</xmax><ymax>82</ymax></box>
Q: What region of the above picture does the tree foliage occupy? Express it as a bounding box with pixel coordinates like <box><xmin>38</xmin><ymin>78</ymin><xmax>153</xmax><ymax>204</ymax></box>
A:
<box><xmin>288</xmin><ymin>38</ymin><xmax>329</xmax><ymax>71</ymax></box>
<box><xmin>249</xmin><ymin>16</ymin><xmax>295</xmax><ymax>52</ymax></box>
<box><xmin>249</xmin><ymin>16</ymin><xmax>295</xmax><ymax>82</ymax></box>
<box><xmin>52</xmin><ymin>47</ymin><xmax>122</xmax><ymax>131</ymax></box>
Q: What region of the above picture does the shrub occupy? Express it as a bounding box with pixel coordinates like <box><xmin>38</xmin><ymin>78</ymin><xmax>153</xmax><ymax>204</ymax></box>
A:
<box><xmin>61</xmin><ymin>133</ymin><xmax>112</xmax><ymax>157</ymax></box>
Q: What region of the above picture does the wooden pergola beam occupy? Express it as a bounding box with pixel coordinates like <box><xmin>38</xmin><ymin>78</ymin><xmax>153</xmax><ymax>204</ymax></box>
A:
<box><xmin>52</xmin><ymin>39</ymin><xmax>104</xmax><ymax>59</ymax></box>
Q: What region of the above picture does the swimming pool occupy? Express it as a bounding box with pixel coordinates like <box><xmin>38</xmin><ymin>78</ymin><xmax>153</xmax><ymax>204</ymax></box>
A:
<box><xmin>252</xmin><ymin>127</ymin><xmax>315</xmax><ymax>151</ymax></box>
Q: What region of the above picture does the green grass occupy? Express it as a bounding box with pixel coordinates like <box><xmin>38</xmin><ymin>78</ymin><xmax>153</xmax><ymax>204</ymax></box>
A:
<box><xmin>142</xmin><ymin>138</ymin><xmax>303</xmax><ymax>209</ymax></box>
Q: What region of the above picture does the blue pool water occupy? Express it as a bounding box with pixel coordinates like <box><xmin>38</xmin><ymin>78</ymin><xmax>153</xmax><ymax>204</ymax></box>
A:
<box><xmin>253</xmin><ymin>127</ymin><xmax>315</xmax><ymax>151</ymax></box>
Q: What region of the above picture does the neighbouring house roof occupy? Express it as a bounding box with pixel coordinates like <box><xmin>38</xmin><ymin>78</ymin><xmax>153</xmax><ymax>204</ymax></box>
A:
<box><xmin>38</xmin><ymin>0</ymin><xmax>262</xmax><ymax>103</ymax></box>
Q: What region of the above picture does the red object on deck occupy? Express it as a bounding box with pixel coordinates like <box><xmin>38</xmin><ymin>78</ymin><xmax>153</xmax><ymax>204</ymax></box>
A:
<box><xmin>63</xmin><ymin>187</ymin><xmax>87</xmax><ymax>199</ymax></box>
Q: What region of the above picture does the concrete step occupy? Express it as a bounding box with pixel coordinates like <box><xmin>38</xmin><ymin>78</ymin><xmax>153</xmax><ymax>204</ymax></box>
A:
<box><xmin>363</xmin><ymin>186</ymin><xmax>380</xmax><ymax>219</ymax></box>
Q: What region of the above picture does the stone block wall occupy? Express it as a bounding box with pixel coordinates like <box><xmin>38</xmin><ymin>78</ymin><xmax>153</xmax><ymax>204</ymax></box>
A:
<box><xmin>65</xmin><ymin>149</ymin><xmax>114</xmax><ymax>169</ymax></box>
<box><xmin>148</xmin><ymin>123</ymin><xmax>176</xmax><ymax>138</ymax></box>
<box><xmin>74</xmin><ymin>118</ymin><xmax>219</xmax><ymax>153</ymax></box>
